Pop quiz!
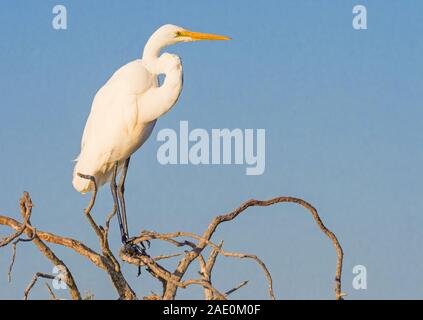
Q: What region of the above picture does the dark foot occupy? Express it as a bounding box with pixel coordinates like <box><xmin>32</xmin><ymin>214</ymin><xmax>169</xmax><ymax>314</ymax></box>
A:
<box><xmin>123</xmin><ymin>239</ymin><xmax>150</xmax><ymax>257</ymax></box>
<box><xmin>139</xmin><ymin>239</ymin><xmax>151</xmax><ymax>250</ymax></box>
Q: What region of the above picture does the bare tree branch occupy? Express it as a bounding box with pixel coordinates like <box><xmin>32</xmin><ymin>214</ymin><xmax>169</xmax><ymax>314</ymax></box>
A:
<box><xmin>1</xmin><ymin>192</ymin><xmax>344</xmax><ymax>300</ymax></box>
<box><xmin>1</xmin><ymin>193</ymin><xmax>82</xmax><ymax>300</ymax></box>
<box><xmin>0</xmin><ymin>192</ymin><xmax>134</xmax><ymax>300</ymax></box>
<box><xmin>128</xmin><ymin>231</ymin><xmax>275</xmax><ymax>299</ymax></box>
<box><xmin>200</xmin><ymin>241</ymin><xmax>222</xmax><ymax>300</ymax></box>
<box><xmin>153</xmin><ymin>196</ymin><xmax>343</xmax><ymax>300</ymax></box>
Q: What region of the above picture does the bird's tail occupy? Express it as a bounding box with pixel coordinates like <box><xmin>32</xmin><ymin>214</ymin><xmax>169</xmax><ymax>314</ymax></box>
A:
<box><xmin>72</xmin><ymin>159</ymin><xmax>94</xmax><ymax>194</ymax></box>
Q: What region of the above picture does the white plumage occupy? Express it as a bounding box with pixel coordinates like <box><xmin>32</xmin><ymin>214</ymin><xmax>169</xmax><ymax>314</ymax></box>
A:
<box><xmin>72</xmin><ymin>60</ymin><xmax>159</xmax><ymax>193</ymax></box>
<box><xmin>72</xmin><ymin>24</ymin><xmax>230</xmax><ymax>194</ymax></box>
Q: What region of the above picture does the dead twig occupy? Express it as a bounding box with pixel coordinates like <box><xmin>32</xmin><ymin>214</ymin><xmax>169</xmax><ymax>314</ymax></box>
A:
<box><xmin>8</xmin><ymin>233</ymin><xmax>36</xmax><ymax>283</ymax></box>
<box><xmin>0</xmin><ymin>192</ymin><xmax>33</xmax><ymax>248</ymax></box>
<box><xmin>45</xmin><ymin>282</ymin><xmax>58</xmax><ymax>300</ymax></box>
<box><xmin>225</xmin><ymin>280</ymin><xmax>249</xmax><ymax>297</ymax></box>
<box><xmin>199</xmin><ymin>241</ymin><xmax>222</xmax><ymax>300</ymax></box>
<box><xmin>23</xmin><ymin>272</ymin><xmax>55</xmax><ymax>300</ymax></box>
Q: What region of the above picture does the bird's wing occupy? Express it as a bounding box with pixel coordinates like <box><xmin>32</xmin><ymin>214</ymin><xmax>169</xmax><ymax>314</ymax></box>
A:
<box><xmin>79</xmin><ymin>60</ymin><xmax>155</xmax><ymax>155</ymax></box>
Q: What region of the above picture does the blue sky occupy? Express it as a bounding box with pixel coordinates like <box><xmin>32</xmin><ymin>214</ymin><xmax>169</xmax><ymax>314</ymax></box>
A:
<box><xmin>0</xmin><ymin>0</ymin><xmax>422</xmax><ymax>299</ymax></box>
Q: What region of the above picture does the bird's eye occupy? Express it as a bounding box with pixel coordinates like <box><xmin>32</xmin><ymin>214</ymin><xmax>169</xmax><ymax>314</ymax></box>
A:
<box><xmin>175</xmin><ymin>31</ymin><xmax>182</xmax><ymax>38</ymax></box>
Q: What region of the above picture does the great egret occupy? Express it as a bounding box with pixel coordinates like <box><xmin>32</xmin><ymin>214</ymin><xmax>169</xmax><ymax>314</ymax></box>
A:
<box><xmin>72</xmin><ymin>24</ymin><xmax>230</xmax><ymax>247</ymax></box>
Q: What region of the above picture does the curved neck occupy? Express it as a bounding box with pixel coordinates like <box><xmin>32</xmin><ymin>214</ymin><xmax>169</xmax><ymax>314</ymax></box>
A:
<box><xmin>138</xmin><ymin>62</ymin><xmax>183</xmax><ymax>123</ymax></box>
<box><xmin>142</xmin><ymin>39</ymin><xmax>162</xmax><ymax>63</ymax></box>
<box><xmin>138</xmin><ymin>31</ymin><xmax>183</xmax><ymax>123</ymax></box>
<box><xmin>142</xmin><ymin>31</ymin><xmax>174</xmax><ymax>72</ymax></box>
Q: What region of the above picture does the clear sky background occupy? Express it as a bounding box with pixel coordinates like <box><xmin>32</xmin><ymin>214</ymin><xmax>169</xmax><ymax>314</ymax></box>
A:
<box><xmin>0</xmin><ymin>0</ymin><xmax>422</xmax><ymax>300</ymax></box>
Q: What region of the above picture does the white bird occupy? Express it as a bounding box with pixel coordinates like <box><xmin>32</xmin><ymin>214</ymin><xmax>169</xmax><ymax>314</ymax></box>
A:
<box><xmin>72</xmin><ymin>24</ymin><xmax>230</xmax><ymax>245</ymax></box>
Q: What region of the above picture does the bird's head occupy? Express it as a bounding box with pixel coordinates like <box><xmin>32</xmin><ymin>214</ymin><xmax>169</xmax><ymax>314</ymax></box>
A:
<box><xmin>142</xmin><ymin>24</ymin><xmax>231</xmax><ymax>70</ymax></box>
<box><xmin>153</xmin><ymin>24</ymin><xmax>231</xmax><ymax>46</ymax></box>
<box><xmin>143</xmin><ymin>24</ymin><xmax>230</xmax><ymax>59</ymax></box>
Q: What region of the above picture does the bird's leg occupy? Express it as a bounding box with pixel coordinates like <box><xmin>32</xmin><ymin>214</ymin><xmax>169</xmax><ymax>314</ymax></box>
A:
<box><xmin>116</xmin><ymin>158</ymin><xmax>149</xmax><ymax>256</ymax></box>
<box><xmin>111</xmin><ymin>161</ymin><xmax>127</xmax><ymax>243</ymax></box>
<box><xmin>117</xmin><ymin>157</ymin><xmax>130</xmax><ymax>240</ymax></box>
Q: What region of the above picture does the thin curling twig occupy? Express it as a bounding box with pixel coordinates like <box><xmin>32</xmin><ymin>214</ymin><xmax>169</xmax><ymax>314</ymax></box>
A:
<box><xmin>8</xmin><ymin>232</ymin><xmax>36</xmax><ymax>283</ymax></box>
<box><xmin>45</xmin><ymin>282</ymin><xmax>58</xmax><ymax>300</ymax></box>
<box><xmin>77</xmin><ymin>174</ymin><xmax>97</xmax><ymax>212</ymax></box>
<box><xmin>23</xmin><ymin>272</ymin><xmax>55</xmax><ymax>300</ymax></box>
<box><xmin>225</xmin><ymin>280</ymin><xmax>249</xmax><ymax>297</ymax></box>
<box><xmin>77</xmin><ymin>173</ymin><xmax>102</xmax><ymax>238</ymax></box>
<box><xmin>0</xmin><ymin>192</ymin><xmax>33</xmax><ymax>248</ymax></box>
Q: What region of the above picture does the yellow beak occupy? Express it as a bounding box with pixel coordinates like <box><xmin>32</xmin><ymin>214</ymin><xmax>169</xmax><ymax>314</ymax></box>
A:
<box><xmin>177</xmin><ymin>30</ymin><xmax>231</xmax><ymax>41</ymax></box>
